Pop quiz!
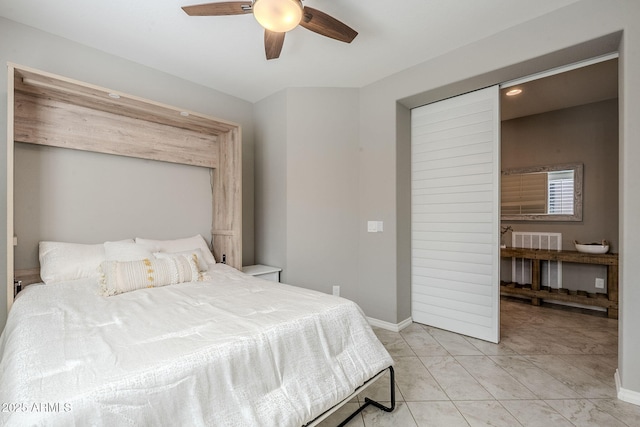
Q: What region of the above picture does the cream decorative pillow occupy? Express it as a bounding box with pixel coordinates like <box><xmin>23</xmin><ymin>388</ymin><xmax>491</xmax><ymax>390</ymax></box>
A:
<box><xmin>99</xmin><ymin>255</ymin><xmax>201</xmax><ymax>296</ymax></box>
<box><xmin>135</xmin><ymin>234</ymin><xmax>216</xmax><ymax>265</ymax></box>
<box><xmin>154</xmin><ymin>249</ymin><xmax>209</xmax><ymax>272</ymax></box>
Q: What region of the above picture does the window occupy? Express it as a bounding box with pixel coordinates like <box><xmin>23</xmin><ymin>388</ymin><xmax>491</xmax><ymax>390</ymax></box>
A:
<box><xmin>548</xmin><ymin>170</ymin><xmax>574</xmax><ymax>214</ymax></box>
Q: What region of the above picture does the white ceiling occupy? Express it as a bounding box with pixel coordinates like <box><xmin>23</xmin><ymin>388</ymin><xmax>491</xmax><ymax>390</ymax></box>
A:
<box><xmin>0</xmin><ymin>0</ymin><xmax>581</xmax><ymax>103</ymax></box>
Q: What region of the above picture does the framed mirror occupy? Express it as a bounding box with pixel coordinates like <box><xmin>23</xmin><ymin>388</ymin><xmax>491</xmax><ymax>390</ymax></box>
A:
<box><xmin>501</xmin><ymin>163</ymin><xmax>583</xmax><ymax>221</ymax></box>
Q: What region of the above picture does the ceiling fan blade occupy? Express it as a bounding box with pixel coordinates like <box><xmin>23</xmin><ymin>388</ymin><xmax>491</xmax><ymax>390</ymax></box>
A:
<box><xmin>265</xmin><ymin>30</ymin><xmax>285</xmax><ymax>60</ymax></box>
<box><xmin>300</xmin><ymin>6</ymin><xmax>358</xmax><ymax>43</ymax></box>
<box><xmin>182</xmin><ymin>2</ymin><xmax>252</xmax><ymax>16</ymax></box>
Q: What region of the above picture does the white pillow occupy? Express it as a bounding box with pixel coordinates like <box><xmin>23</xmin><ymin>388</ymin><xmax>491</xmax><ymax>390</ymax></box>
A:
<box><xmin>154</xmin><ymin>248</ymin><xmax>209</xmax><ymax>272</ymax></box>
<box><xmin>135</xmin><ymin>234</ymin><xmax>216</xmax><ymax>265</ymax></box>
<box><xmin>104</xmin><ymin>241</ymin><xmax>154</xmax><ymax>262</ymax></box>
<box><xmin>99</xmin><ymin>255</ymin><xmax>200</xmax><ymax>296</ymax></box>
<box><xmin>39</xmin><ymin>239</ymin><xmax>134</xmax><ymax>285</ymax></box>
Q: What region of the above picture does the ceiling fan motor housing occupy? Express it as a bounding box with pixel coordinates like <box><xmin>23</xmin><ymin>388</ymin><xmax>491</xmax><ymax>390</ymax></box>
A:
<box><xmin>253</xmin><ymin>0</ymin><xmax>303</xmax><ymax>33</ymax></box>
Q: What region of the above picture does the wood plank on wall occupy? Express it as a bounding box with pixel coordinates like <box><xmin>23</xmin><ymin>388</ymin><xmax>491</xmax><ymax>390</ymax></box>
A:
<box><xmin>14</xmin><ymin>92</ymin><xmax>219</xmax><ymax>169</ymax></box>
<box><xmin>212</xmin><ymin>129</ymin><xmax>242</xmax><ymax>269</ymax></box>
<box><xmin>16</xmin><ymin>69</ymin><xmax>238</xmax><ymax>135</ymax></box>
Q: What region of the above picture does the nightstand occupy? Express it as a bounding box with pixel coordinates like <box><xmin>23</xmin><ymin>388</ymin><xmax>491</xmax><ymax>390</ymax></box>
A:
<box><xmin>242</xmin><ymin>265</ymin><xmax>282</xmax><ymax>282</ymax></box>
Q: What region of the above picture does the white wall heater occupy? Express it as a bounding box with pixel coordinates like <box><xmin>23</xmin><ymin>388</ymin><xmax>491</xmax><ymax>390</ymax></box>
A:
<box><xmin>511</xmin><ymin>232</ymin><xmax>562</xmax><ymax>288</ymax></box>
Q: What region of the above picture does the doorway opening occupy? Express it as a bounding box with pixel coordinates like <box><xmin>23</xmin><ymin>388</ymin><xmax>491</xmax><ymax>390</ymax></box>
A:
<box><xmin>499</xmin><ymin>56</ymin><xmax>619</xmax><ymax>322</ymax></box>
<box><xmin>409</xmin><ymin>54</ymin><xmax>620</xmax><ymax>345</ymax></box>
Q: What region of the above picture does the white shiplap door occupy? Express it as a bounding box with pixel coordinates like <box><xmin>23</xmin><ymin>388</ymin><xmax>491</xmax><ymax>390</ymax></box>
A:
<box><xmin>411</xmin><ymin>86</ymin><xmax>500</xmax><ymax>343</ymax></box>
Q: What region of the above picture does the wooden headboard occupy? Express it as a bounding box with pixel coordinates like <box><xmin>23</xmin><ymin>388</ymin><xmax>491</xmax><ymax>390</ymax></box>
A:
<box><xmin>6</xmin><ymin>63</ymin><xmax>242</xmax><ymax>310</ymax></box>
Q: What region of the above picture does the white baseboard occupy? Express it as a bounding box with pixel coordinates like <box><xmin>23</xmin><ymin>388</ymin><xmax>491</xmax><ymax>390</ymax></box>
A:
<box><xmin>615</xmin><ymin>369</ymin><xmax>640</xmax><ymax>406</ymax></box>
<box><xmin>367</xmin><ymin>316</ymin><xmax>412</xmax><ymax>332</ymax></box>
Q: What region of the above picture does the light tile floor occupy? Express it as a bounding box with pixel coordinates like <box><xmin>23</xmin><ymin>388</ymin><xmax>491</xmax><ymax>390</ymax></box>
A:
<box><xmin>319</xmin><ymin>298</ymin><xmax>640</xmax><ymax>427</ymax></box>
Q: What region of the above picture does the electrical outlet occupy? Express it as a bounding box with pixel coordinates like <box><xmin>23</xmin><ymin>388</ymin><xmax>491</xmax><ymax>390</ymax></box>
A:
<box><xmin>595</xmin><ymin>278</ymin><xmax>605</xmax><ymax>289</ymax></box>
<box><xmin>332</xmin><ymin>285</ymin><xmax>340</xmax><ymax>297</ymax></box>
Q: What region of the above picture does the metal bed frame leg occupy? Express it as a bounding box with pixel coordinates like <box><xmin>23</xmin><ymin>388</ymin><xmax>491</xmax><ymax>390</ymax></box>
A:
<box><xmin>337</xmin><ymin>366</ymin><xmax>395</xmax><ymax>427</ymax></box>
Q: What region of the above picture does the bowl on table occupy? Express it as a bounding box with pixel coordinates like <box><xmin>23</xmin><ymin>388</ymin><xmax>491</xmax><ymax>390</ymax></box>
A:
<box><xmin>574</xmin><ymin>240</ymin><xmax>609</xmax><ymax>254</ymax></box>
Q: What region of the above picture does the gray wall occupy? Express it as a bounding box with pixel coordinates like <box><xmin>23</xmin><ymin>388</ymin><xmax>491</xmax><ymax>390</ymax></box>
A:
<box><xmin>254</xmin><ymin>88</ymin><xmax>360</xmax><ymax>299</ymax></box>
<box><xmin>501</xmin><ymin>99</ymin><xmax>619</xmax><ymax>293</ymax></box>
<box><xmin>286</xmin><ymin>88</ymin><xmax>360</xmax><ymax>298</ymax></box>
<box><xmin>0</xmin><ymin>17</ymin><xmax>256</xmax><ymax>332</ymax></box>
<box><xmin>14</xmin><ymin>144</ymin><xmax>213</xmax><ymax>269</ymax></box>
<box><xmin>254</xmin><ymin>90</ymin><xmax>288</xmax><ymax>273</ymax></box>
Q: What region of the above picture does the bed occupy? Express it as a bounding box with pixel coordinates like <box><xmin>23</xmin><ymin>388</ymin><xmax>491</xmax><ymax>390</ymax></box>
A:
<box><xmin>0</xmin><ymin>248</ymin><xmax>394</xmax><ymax>426</ymax></box>
<box><xmin>4</xmin><ymin>65</ymin><xmax>395</xmax><ymax>426</ymax></box>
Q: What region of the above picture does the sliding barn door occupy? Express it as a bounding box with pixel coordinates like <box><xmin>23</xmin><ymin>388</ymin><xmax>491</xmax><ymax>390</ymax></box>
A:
<box><xmin>411</xmin><ymin>86</ymin><xmax>500</xmax><ymax>343</ymax></box>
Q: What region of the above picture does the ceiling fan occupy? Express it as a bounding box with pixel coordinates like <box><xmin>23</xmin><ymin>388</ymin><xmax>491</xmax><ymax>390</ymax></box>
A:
<box><xmin>182</xmin><ymin>0</ymin><xmax>358</xmax><ymax>60</ymax></box>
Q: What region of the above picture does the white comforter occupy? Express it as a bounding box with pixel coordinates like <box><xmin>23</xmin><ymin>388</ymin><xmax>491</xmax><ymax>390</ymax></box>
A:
<box><xmin>0</xmin><ymin>264</ymin><xmax>392</xmax><ymax>426</ymax></box>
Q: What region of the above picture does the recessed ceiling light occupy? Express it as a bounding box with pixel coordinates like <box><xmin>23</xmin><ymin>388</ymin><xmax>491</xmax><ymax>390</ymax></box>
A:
<box><xmin>108</xmin><ymin>93</ymin><xmax>121</xmax><ymax>99</ymax></box>
<box><xmin>506</xmin><ymin>88</ymin><xmax>523</xmax><ymax>96</ymax></box>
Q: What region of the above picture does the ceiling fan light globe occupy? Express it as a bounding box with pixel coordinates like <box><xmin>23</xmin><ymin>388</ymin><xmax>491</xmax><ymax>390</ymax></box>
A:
<box><xmin>253</xmin><ymin>0</ymin><xmax>303</xmax><ymax>32</ymax></box>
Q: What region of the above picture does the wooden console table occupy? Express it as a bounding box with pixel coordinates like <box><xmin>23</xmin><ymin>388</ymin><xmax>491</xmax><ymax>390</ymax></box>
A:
<box><xmin>500</xmin><ymin>247</ymin><xmax>619</xmax><ymax>319</ymax></box>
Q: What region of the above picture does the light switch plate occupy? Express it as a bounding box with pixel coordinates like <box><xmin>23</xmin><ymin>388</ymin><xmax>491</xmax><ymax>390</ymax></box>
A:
<box><xmin>367</xmin><ymin>221</ymin><xmax>384</xmax><ymax>232</ymax></box>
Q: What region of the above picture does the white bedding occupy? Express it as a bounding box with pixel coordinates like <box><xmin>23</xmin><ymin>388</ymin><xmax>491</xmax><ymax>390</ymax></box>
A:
<box><xmin>0</xmin><ymin>264</ymin><xmax>393</xmax><ymax>426</ymax></box>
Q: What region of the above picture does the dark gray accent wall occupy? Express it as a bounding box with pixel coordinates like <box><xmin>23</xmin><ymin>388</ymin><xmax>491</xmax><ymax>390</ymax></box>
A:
<box><xmin>501</xmin><ymin>99</ymin><xmax>619</xmax><ymax>293</ymax></box>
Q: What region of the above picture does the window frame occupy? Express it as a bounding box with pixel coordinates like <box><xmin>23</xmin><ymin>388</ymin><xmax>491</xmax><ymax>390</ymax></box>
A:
<box><xmin>501</xmin><ymin>163</ymin><xmax>583</xmax><ymax>222</ymax></box>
